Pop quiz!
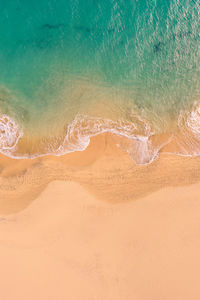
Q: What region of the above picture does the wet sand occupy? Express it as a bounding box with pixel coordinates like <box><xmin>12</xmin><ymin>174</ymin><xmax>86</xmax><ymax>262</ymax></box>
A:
<box><xmin>0</xmin><ymin>133</ymin><xmax>200</xmax><ymax>213</ymax></box>
<box><xmin>0</xmin><ymin>133</ymin><xmax>200</xmax><ymax>299</ymax></box>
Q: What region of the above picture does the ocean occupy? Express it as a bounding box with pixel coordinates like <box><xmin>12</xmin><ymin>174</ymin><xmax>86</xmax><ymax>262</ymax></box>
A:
<box><xmin>0</xmin><ymin>0</ymin><xmax>199</xmax><ymax>164</ymax></box>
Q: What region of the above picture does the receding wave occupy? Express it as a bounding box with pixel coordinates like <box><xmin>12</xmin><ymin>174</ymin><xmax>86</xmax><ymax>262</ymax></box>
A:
<box><xmin>1</xmin><ymin>103</ymin><xmax>200</xmax><ymax>164</ymax></box>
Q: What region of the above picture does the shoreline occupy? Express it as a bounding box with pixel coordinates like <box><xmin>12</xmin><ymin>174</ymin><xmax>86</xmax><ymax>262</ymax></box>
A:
<box><xmin>1</xmin><ymin>99</ymin><xmax>200</xmax><ymax>164</ymax></box>
<box><xmin>1</xmin><ymin>126</ymin><xmax>200</xmax><ymax>300</ymax></box>
<box><xmin>0</xmin><ymin>132</ymin><xmax>200</xmax><ymax>214</ymax></box>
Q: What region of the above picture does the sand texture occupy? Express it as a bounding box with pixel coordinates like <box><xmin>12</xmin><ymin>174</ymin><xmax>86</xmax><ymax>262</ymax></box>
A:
<box><xmin>0</xmin><ymin>180</ymin><xmax>200</xmax><ymax>299</ymax></box>
<box><xmin>0</xmin><ymin>134</ymin><xmax>200</xmax><ymax>299</ymax></box>
<box><xmin>0</xmin><ymin>133</ymin><xmax>200</xmax><ymax>213</ymax></box>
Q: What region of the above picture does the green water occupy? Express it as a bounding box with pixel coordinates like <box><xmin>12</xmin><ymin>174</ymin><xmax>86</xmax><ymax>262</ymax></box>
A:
<box><xmin>0</xmin><ymin>0</ymin><xmax>200</xmax><ymax>163</ymax></box>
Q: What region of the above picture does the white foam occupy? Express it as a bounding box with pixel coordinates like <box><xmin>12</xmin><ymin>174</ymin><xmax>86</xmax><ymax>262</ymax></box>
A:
<box><xmin>1</xmin><ymin>107</ymin><xmax>200</xmax><ymax>165</ymax></box>
<box><xmin>175</xmin><ymin>102</ymin><xmax>200</xmax><ymax>156</ymax></box>
<box><xmin>185</xmin><ymin>103</ymin><xmax>200</xmax><ymax>138</ymax></box>
<box><xmin>57</xmin><ymin>114</ymin><xmax>160</xmax><ymax>164</ymax></box>
<box><xmin>0</xmin><ymin>114</ymin><xmax>23</xmax><ymax>153</ymax></box>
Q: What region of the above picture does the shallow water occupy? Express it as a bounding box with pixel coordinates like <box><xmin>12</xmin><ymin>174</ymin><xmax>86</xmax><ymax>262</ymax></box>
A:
<box><xmin>0</xmin><ymin>0</ymin><xmax>200</xmax><ymax>164</ymax></box>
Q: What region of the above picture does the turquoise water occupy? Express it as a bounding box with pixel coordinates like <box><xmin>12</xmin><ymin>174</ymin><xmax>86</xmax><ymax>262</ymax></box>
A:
<box><xmin>0</xmin><ymin>0</ymin><xmax>200</xmax><ymax>163</ymax></box>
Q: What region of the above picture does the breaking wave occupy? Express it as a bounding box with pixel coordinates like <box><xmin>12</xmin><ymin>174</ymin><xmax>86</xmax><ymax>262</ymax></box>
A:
<box><xmin>1</xmin><ymin>103</ymin><xmax>200</xmax><ymax>164</ymax></box>
<box><xmin>56</xmin><ymin>114</ymin><xmax>158</xmax><ymax>164</ymax></box>
<box><xmin>0</xmin><ymin>114</ymin><xmax>23</xmax><ymax>154</ymax></box>
<box><xmin>174</xmin><ymin>102</ymin><xmax>200</xmax><ymax>156</ymax></box>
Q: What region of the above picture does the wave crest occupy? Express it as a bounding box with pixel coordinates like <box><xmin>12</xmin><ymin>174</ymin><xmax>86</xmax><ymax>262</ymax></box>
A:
<box><xmin>176</xmin><ymin>102</ymin><xmax>200</xmax><ymax>155</ymax></box>
<box><xmin>57</xmin><ymin>114</ymin><xmax>163</xmax><ymax>164</ymax></box>
<box><xmin>1</xmin><ymin>103</ymin><xmax>200</xmax><ymax>165</ymax></box>
<box><xmin>0</xmin><ymin>114</ymin><xmax>23</xmax><ymax>152</ymax></box>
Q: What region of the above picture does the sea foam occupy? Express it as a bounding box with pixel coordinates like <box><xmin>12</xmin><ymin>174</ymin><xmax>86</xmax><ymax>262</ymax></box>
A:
<box><xmin>174</xmin><ymin>102</ymin><xmax>200</xmax><ymax>156</ymax></box>
<box><xmin>0</xmin><ymin>114</ymin><xmax>23</xmax><ymax>153</ymax></box>
<box><xmin>1</xmin><ymin>103</ymin><xmax>200</xmax><ymax>165</ymax></box>
<box><xmin>57</xmin><ymin>114</ymin><xmax>160</xmax><ymax>164</ymax></box>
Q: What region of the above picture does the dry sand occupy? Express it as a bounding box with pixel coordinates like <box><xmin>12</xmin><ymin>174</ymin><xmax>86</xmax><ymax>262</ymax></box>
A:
<box><xmin>0</xmin><ymin>133</ymin><xmax>200</xmax><ymax>299</ymax></box>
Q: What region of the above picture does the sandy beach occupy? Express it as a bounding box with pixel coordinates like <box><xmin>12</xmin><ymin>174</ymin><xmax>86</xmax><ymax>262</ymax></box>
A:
<box><xmin>0</xmin><ymin>134</ymin><xmax>200</xmax><ymax>299</ymax></box>
<box><xmin>1</xmin><ymin>133</ymin><xmax>200</xmax><ymax>212</ymax></box>
<box><xmin>0</xmin><ymin>179</ymin><xmax>200</xmax><ymax>300</ymax></box>
<box><xmin>0</xmin><ymin>0</ymin><xmax>200</xmax><ymax>298</ymax></box>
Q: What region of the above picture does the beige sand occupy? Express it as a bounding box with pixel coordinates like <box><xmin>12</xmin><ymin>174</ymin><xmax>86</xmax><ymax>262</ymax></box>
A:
<box><xmin>0</xmin><ymin>133</ymin><xmax>200</xmax><ymax>299</ymax></box>
<box><xmin>0</xmin><ymin>133</ymin><xmax>200</xmax><ymax>213</ymax></box>
<box><xmin>0</xmin><ymin>180</ymin><xmax>200</xmax><ymax>300</ymax></box>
